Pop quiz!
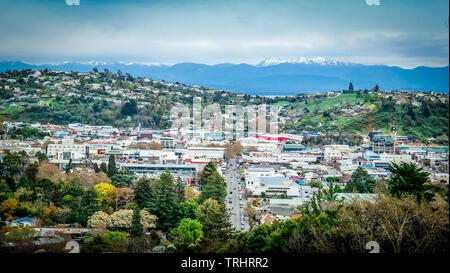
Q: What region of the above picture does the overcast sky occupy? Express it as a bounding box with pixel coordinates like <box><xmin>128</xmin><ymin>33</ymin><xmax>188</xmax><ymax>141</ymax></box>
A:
<box><xmin>0</xmin><ymin>0</ymin><xmax>448</xmax><ymax>68</ymax></box>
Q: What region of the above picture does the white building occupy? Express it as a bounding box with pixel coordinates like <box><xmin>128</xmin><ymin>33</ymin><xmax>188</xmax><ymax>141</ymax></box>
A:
<box><xmin>46</xmin><ymin>137</ymin><xmax>87</xmax><ymax>160</ymax></box>
<box><xmin>245</xmin><ymin>167</ymin><xmax>277</xmax><ymax>190</ymax></box>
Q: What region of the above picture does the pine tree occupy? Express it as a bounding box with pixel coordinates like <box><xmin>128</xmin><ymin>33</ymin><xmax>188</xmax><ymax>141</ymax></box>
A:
<box><xmin>350</xmin><ymin>167</ymin><xmax>375</xmax><ymax>193</ymax></box>
<box><xmin>107</xmin><ymin>155</ymin><xmax>117</xmax><ymax>177</ymax></box>
<box><xmin>199</xmin><ymin>172</ymin><xmax>227</xmax><ymax>204</ymax></box>
<box><xmin>80</xmin><ymin>187</ymin><xmax>100</xmax><ymax>226</ymax></box>
<box><xmin>147</xmin><ymin>171</ymin><xmax>179</xmax><ymax>231</ymax></box>
<box><xmin>176</xmin><ymin>177</ymin><xmax>185</xmax><ymax>203</ymax></box>
<box><xmin>199</xmin><ymin>161</ymin><xmax>217</xmax><ymax>186</ymax></box>
<box><xmin>100</xmin><ymin>162</ymin><xmax>108</xmax><ymax>173</ymax></box>
<box><xmin>65</xmin><ymin>158</ymin><xmax>72</xmax><ymax>174</ymax></box>
<box><xmin>196</xmin><ymin>198</ymin><xmax>232</xmax><ymax>242</ymax></box>
<box><xmin>134</xmin><ymin>178</ymin><xmax>153</xmax><ymax>208</ymax></box>
<box><xmin>374</xmin><ymin>84</ymin><xmax>380</xmax><ymax>92</ymax></box>
<box><xmin>349</xmin><ymin>82</ymin><xmax>354</xmax><ymax>91</ymax></box>
<box><xmin>130</xmin><ymin>207</ymin><xmax>143</xmax><ymax>237</ymax></box>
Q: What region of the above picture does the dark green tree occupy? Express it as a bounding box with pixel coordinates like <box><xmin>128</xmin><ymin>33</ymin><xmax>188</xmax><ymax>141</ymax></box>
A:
<box><xmin>348</xmin><ymin>82</ymin><xmax>354</xmax><ymax>91</ymax></box>
<box><xmin>100</xmin><ymin>162</ymin><xmax>108</xmax><ymax>174</ymax></box>
<box><xmin>120</xmin><ymin>100</ymin><xmax>138</xmax><ymax>116</ymax></box>
<box><xmin>199</xmin><ymin>172</ymin><xmax>227</xmax><ymax>204</ymax></box>
<box><xmin>80</xmin><ymin>187</ymin><xmax>100</xmax><ymax>226</ymax></box>
<box><xmin>110</xmin><ymin>173</ymin><xmax>135</xmax><ymax>188</ymax></box>
<box><xmin>35</xmin><ymin>151</ymin><xmax>48</xmax><ymax>163</ymax></box>
<box><xmin>196</xmin><ymin>198</ymin><xmax>232</xmax><ymax>242</ymax></box>
<box><xmin>133</xmin><ymin>178</ymin><xmax>153</xmax><ymax>208</ymax></box>
<box><xmin>130</xmin><ymin>207</ymin><xmax>143</xmax><ymax>238</ymax></box>
<box><xmin>147</xmin><ymin>171</ymin><xmax>179</xmax><ymax>231</ymax></box>
<box><xmin>350</xmin><ymin>167</ymin><xmax>375</xmax><ymax>193</ymax></box>
<box><xmin>199</xmin><ymin>161</ymin><xmax>217</xmax><ymax>186</ymax></box>
<box><xmin>176</xmin><ymin>177</ymin><xmax>185</xmax><ymax>203</ymax></box>
<box><xmin>107</xmin><ymin>155</ymin><xmax>117</xmax><ymax>177</ymax></box>
<box><xmin>65</xmin><ymin>158</ymin><xmax>73</xmax><ymax>174</ymax></box>
<box><xmin>387</xmin><ymin>162</ymin><xmax>430</xmax><ymax>202</ymax></box>
<box><xmin>343</xmin><ymin>179</ymin><xmax>357</xmax><ymax>193</ymax></box>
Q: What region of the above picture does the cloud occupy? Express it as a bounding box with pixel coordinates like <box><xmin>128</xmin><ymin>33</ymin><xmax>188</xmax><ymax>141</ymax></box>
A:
<box><xmin>0</xmin><ymin>0</ymin><xmax>448</xmax><ymax>68</ymax></box>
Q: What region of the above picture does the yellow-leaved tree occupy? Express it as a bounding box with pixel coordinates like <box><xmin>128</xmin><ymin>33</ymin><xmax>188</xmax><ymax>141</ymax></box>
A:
<box><xmin>94</xmin><ymin>182</ymin><xmax>116</xmax><ymax>206</ymax></box>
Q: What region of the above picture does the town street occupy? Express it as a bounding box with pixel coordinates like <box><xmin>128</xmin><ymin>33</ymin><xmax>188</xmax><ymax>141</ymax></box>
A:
<box><xmin>225</xmin><ymin>158</ymin><xmax>249</xmax><ymax>232</ymax></box>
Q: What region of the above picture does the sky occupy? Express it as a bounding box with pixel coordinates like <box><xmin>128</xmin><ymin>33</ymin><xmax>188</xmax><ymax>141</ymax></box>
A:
<box><xmin>0</xmin><ymin>0</ymin><xmax>448</xmax><ymax>68</ymax></box>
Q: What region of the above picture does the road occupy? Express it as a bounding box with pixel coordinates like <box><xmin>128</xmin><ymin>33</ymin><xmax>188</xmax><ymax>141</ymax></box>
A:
<box><xmin>224</xmin><ymin>158</ymin><xmax>249</xmax><ymax>232</ymax></box>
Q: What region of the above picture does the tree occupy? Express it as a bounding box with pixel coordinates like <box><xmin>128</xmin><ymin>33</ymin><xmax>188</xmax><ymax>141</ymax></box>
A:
<box><xmin>0</xmin><ymin>150</ymin><xmax>28</xmax><ymax>190</ymax></box>
<box><xmin>107</xmin><ymin>155</ymin><xmax>117</xmax><ymax>177</ymax></box>
<box><xmin>184</xmin><ymin>187</ymin><xmax>198</xmax><ymax>201</ymax></box>
<box><xmin>100</xmin><ymin>162</ymin><xmax>108</xmax><ymax>174</ymax></box>
<box><xmin>387</xmin><ymin>162</ymin><xmax>430</xmax><ymax>202</ymax></box>
<box><xmin>343</xmin><ymin>179</ymin><xmax>357</xmax><ymax>193</ymax></box>
<box><xmin>168</xmin><ymin>218</ymin><xmax>203</xmax><ymax>247</ymax></box>
<box><xmin>374</xmin><ymin>84</ymin><xmax>380</xmax><ymax>92</ymax></box>
<box><xmin>111</xmin><ymin>188</ymin><xmax>134</xmax><ymax>211</ymax></box>
<box><xmin>134</xmin><ymin>178</ymin><xmax>153</xmax><ymax>208</ymax></box>
<box><xmin>130</xmin><ymin>207</ymin><xmax>143</xmax><ymax>237</ymax></box>
<box><xmin>94</xmin><ymin>182</ymin><xmax>116</xmax><ymax>206</ymax></box>
<box><xmin>309</xmin><ymin>180</ymin><xmax>322</xmax><ymax>188</ymax></box>
<box><xmin>147</xmin><ymin>171</ymin><xmax>179</xmax><ymax>231</ymax></box>
<box><xmin>196</xmin><ymin>198</ymin><xmax>232</xmax><ymax>242</ymax></box>
<box><xmin>106</xmin><ymin>209</ymin><xmax>156</xmax><ymax>231</ymax></box>
<box><xmin>176</xmin><ymin>199</ymin><xmax>199</xmax><ymax>221</ymax></box>
<box><xmin>0</xmin><ymin>198</ymin><xmax>18</xmax><ymax>221</ymax></box>
<box><xmin>198</xmin><ymin>161</ymin><xmax>217</xmax><ymax>186</ymax></box>
<box><xmin>110</xmin><ymin>174</ymin><xmax>134</xmax><ymax>188</ymax></box>
<box><xmin>80</xmin><ymin>187</ymin><xmax>101</xmax><ymax>226</ymax></box>
<box><xmin>348</xmin><ymin>82</ymin><xmax>354</xmax><ymax>91</ymax></box>
<box><xmin>199</xmin><ymin>172</ymin><xmax>227</xmax><ymax>204</ymax></box>
<box><xmin>176</xmin><ymin>177</ymin><xmax>185</xmax><ymax>203</ymax></box>
<box><xmin>87</xmin><ymin>211</ymin><xmax>109</xmax><ymax>229</ymax></box>
<box><xmin>350</xmin><ymin>167</ymin><xmax>375</xmax><ymax>193</ymax></box>
<box><xmin>65</xmin><ymin>159</ymin><xmax>73</xmax><ymax>174</ymax></box>
<box><xmin>35</xmin><ymin>151</ymin><xmax>48</xmax><ymax>163</ymax></box>
<box><xmin>121</xmin><ymin>100</ymin><xmax>138</xmax><ymax>116</ymax></box>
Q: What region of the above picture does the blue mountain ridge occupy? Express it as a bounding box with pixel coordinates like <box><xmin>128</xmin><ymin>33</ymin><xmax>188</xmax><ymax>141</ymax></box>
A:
<box><xmin>0</xmin><ymin>61</ymin><xmax>448</xmax><ymax>95</ymax></box>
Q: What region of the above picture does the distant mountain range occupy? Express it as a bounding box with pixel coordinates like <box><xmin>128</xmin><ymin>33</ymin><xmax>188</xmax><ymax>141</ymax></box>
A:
<box><xmin>1</xmin><ymin>58</ymin><xmax>448</xmax><ymax>95</ymax></box>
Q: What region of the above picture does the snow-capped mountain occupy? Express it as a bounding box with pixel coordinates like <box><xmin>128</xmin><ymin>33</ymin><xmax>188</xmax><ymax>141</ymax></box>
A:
<box><xmin>258</xmin><ymin>57</ymin><xmax>349</xmax><ymax>66</ymax></box>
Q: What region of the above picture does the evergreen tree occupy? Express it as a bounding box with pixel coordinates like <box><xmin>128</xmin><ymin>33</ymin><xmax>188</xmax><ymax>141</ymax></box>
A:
<box><xmin>147</xmin><ymin>171</ymin><xmax>179</xmax><ymax>231</ymax></box>
<box><xmin>134</xmin><ymin>178</ymin><xmax>153</xmax><ymax>208</ymax></box>
<box><xmin>196</xmin><ymin>198</ymin><xmax>232</xmax><ymax>242</ymax></box>
<box><xmin>199</xmin><ymin>172</ymin><xmax>227</xmax><ymax>204</ymax></box>
<box><xmin>107</xmin><ymin>155</ymin><xmax>117</xmax><ymax>177</ymax></box>
<box><xmin>80</xmin><ymin>187</ymin><xmax>100</xmax><ymax>226</ymax></box>
<box><xmin>350</xmin><ymin>167</ymin><xmax>375</xmax><ymax>193</ymax></box>
<box><xmin>343</xmin><ymin>179</ymin><xmax>357</xmax><ymax>193</ymax></box>
<box><xmin>199</xmin><ymin>161</ymin><xmax>217</xmax><ymax>186</ymax></box>
<box><xmin>65</xmin><ymin>159</ymin><xmax>73</xmax><ymax>174</ymax></box>
<box><xmin>374</xmin><ymin>84</ymin><xmax>380</xmax><ymax>92</ymax></box>
<box><xmin>387</xmin><ymin>162</ymin><xmax>430</xmax><ymax>202</ymax></box>
<box><xmin>348</xmin><ymin>82</ymin><xmax>354</xmax><ymax>91</ymax></box>
<box><xmin>130</xmin><ymin>207</ymin><xmax>143</xmax><ymax>237</ymax></box>
<box><xmin>100</xmin><ymin>162</ymin><xmax>108</xmax><ymax>174</ymax></box>
<box><xmin>176</xmin><ymin>177</ymin><xmax>185</xmax><ymax>203</ymax></box>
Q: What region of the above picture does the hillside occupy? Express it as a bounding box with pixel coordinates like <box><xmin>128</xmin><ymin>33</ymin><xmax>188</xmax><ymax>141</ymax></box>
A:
<box><xmin>277</xmin><ymin>91</ymin><xmax>449</xmax><ymax>143</ymax></box>
<box><xmin>0</xmin><ymin>69</ymin><xmax>448</xmax><ymax>144</ymax></box>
